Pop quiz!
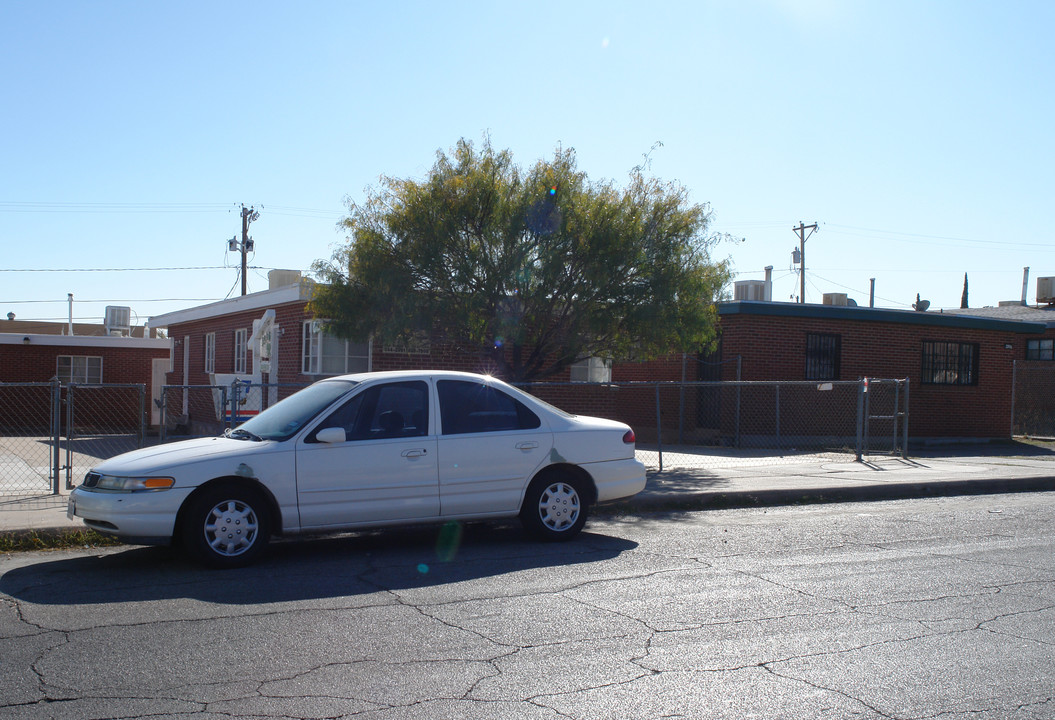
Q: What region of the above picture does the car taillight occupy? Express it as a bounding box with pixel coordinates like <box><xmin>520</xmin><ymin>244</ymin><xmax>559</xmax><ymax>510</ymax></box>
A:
<box><xmin>622</xmin><ymin>429</ymin><xmax>636</xmax><ymax>444</ymax></box>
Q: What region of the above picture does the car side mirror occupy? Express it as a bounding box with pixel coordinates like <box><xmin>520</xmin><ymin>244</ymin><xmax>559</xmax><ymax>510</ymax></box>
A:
<box><xmin>315</xmin><ymin>427</ymin><xmax>347</xmax><ymax>444</ymax></box>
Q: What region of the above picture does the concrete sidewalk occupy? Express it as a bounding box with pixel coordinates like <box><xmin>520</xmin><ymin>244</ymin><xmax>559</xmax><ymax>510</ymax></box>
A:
<box><xmin>3</xmin><ymin>445</ymin><xmax>1055</xmax><ymax>538</ymax></box>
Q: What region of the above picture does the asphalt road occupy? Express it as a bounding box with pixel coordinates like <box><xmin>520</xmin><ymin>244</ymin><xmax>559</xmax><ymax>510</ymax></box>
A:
<box><xmin>2</xmin><ymin>493</ymin><xmax>1054</xmax><ymax>719</ymax></box>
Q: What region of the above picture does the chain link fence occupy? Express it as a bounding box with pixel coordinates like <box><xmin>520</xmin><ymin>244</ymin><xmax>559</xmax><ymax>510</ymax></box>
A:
<box><xmin>159</xmin><ymin>382</ymin><xmax>310</xmax><ymax>441</ymax></box>
<box><xmin>1</xmin><ymin>377</ymin><xmax>909</xmax><ymax>497</ymax></box>
<box><xmin>1013</xmin><ymin>361</ymin><xmax>1055</xmax><ymax>438</ymax></box>
<box><xmin>0</xmin><ymin>382</ymin><xmax>59</xmax><ymax>496</ymax></box>
<box><xmin>519</xmin><ymin>378</ymin><xmax>909</xmax><ymax>471</ymax></box>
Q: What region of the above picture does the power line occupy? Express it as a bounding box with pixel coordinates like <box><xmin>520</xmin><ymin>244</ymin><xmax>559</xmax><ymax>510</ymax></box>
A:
<box><xmin>0</xmin><ymin>297</ymin><xmax>223</xmax><ymax>305</ymax></box>
<box><xmin>823</xmin><ymin>223</ymin><xmax>1055</xmax><ymax>250</ymax></box>
<box><xmin>0</xmin><ymin>265</ymin><xmax>278</xmax><ymax>273</ymax></box>
<box><xmin>0</xmin><ymin>202</ymin><xmax>231</xmax><ymax>214</ymax></box>
<box><xmin>0</xmin><ymin>201</ymin><xmax>343</xmax><ymax>218</ymax></box>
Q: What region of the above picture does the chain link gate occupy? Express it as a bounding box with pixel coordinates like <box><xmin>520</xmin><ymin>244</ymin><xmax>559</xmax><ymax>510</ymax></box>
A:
<box><xmin>0</xmin><ymin>380</ymin><xmax>149</xmax><ymax>496</ymax></box>
<box><xmin>63</xmin><ymin>384</ymin><xmax>148</xmax><ymax>490</ymax></box>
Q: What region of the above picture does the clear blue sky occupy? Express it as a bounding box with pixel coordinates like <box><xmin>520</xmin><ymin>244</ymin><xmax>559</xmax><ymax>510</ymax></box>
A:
<box><xmin>2</xmin><ymin>0</ymin><xmax>1052</xmax><ymax>326</ymax></box>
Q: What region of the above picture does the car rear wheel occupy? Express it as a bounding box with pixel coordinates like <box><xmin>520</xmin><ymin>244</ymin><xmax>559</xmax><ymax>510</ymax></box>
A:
<box><xmin>520</xmin><ymin>473</ymin><xmax>588</xmax><ymax>541</ymax></box>
<box><xmin>182</xmin><ymin>484</ymin><xmax>270</xmax><ymax>568</ymax></box>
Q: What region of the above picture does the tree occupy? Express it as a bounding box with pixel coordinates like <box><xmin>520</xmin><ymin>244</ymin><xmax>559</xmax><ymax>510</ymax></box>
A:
<box><xmin>309</xmin><ymin>137</ymin><xmax>731</xmax><ymax>382</ymax></box>
<box><xmin>961</xmin><ymin>272</ymin><xmax>969</xmax><ymax>309</ymax></box>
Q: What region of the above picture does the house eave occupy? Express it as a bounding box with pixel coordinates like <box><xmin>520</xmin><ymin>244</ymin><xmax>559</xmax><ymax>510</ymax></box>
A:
<box><xmin>718</xmin><ymin>301</ymin><xmax>1047</xmax><ymax>334</ymax></box>
<box><xmin>0</xmin><ymin>334</ymin><xmax>171</xmax><ymax>349</ymax></box>
<box><xmin>147</xmin><ymin>283</ymin><xmax>309</xmax><ymax>329</ymax></box>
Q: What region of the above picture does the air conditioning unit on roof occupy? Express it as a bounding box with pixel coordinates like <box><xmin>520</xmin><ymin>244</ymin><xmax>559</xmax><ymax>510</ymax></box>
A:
<box><xmin>1038</xmin><ymin>277</ymin><xmax>1055</xmax><ymax>305</ymax></box>
<box><xmin>823</xmin><ymin>293</ymin><xmax>848</xmax><ymax>306</ymax></box>
<box><xmin>104</xmin><ymin>306</ymin><xmax>131</xmax><ymax>336</ymax></box>
<box><xmin>733</xmin><ymin>280</ymin><xmax>771</xmax><ymax>302</ymax></box>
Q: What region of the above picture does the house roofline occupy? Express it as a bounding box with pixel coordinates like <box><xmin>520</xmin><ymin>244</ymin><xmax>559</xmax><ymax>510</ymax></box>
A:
<box><xmin>0</xmin><ymin>334</ymin><xmax>171</xmax><ymax>349</ymax></box>
<box><xmin>146</xmin><ymin>282</ymin><xmax>310</xmax><ymax>328</ymax></box>
<box><xmin>718</xmin><ymin>301</ymin><xmax>1047</xmax><ymax>334</ymax></box>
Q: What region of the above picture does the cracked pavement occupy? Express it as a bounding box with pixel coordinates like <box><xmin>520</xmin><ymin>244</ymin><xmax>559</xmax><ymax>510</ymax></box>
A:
<box><xmin>1</xmin><ymin>492</ymin><xmax>1053</xmax><ymax>719</ymax></box>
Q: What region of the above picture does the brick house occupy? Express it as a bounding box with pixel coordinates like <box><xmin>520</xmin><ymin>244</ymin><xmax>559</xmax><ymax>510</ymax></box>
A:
<box><xmin>709</xmin><ymin>300</ymin><xmax>1053</xmax><ymax>439</ymax></box>
<box><xmin>0</xmin><ymin>332</ymin><xmax>172</xmax><ymax>430</ymax></box>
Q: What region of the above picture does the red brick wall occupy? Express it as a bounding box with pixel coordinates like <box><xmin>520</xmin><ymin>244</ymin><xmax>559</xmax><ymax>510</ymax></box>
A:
<box><xmin>717</xmin><ymin>313</ymin><xmax>1023</xmax><ymax>438</ymax></box>
<box><xmin>0</xmin><ymin>344</ymin><xmax>169</xmax><ymax>384</ymax></box>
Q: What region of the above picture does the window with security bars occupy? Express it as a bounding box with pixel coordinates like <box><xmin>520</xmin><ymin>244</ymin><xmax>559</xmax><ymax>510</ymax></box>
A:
<box><xmin>921</xmin><ymin>340</ymin><xmax>978</xmax><ymax>385</ymax></box>
<box><xmin>1026</xmin><ymin>338</ymin><xmax>1054</xmax><ymax>361</ymax></box>
<box><xmin>57</xmin><ymin>356</ymin><xmax>102</xmax><ymax>384</ymax></box>
<box><xmin>805</xmin><ymin>333</ymin><xmax>840</xmax><ymax>380</ymax></box>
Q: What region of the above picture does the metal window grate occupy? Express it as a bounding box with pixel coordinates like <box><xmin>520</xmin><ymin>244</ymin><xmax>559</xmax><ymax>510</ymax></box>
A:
<box><xmin>921</xmin><ymin>341</ymin><xmax>978</xmax><ymax>385</ymax></box>
<box><xmin>805</xmin><ymin>333</ymin><xmax>841</xmax><ymax>381</ymax></box>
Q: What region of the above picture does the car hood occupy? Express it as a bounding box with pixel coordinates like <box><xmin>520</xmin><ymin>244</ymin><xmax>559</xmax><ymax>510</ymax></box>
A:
<box><xmin>90</xmin><ymin>436</ymin><xmax>277</xmax><ymax>476</ymax></box>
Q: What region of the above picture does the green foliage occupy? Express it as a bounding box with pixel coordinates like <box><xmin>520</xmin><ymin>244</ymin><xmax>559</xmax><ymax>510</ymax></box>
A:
<box><xmin>311</xmin><ymin>137</ymin><xmax>731</xmax><ymax>381</ymax></box>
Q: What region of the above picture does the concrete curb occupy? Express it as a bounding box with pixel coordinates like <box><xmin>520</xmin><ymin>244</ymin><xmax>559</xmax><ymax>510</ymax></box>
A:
<box><xmin>600</xmin><ymin>475</ymin><xmax>1055</xmax><ymax>514</ymax></box>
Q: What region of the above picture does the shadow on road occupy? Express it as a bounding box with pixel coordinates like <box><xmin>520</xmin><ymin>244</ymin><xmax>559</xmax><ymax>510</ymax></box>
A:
<box><xmin>0</xmin><ymin>523</ymin><xmax>637</xmax><ymax>606</ymax></box>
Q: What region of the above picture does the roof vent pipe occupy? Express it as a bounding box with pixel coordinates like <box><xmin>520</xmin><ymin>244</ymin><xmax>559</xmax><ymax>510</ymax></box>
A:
<box><xmin>869</xmin><ymin>278</ymin><xmax>875</xmax><ymax>308</ymax></box>
<box><xmin>68</xmin><ymin>293</ymin><xmax>74</xmax><ymax>336</ymax></box>
<box><xmin>1022</xmin><ymin>267</ymin><xmax>1030</xmax><ymax>306</ymax></box>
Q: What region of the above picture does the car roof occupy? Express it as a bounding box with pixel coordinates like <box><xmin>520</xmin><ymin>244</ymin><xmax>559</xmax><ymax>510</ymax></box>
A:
<box><xmin>320</xmin><ymin>369</ymin><xmax>510</xmax><ymax>385</ymax></box>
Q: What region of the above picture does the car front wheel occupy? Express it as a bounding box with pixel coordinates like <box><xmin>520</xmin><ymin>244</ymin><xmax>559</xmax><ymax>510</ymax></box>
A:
<box><xmin>520</xmin><ymin>473</ymin><xmax>588</xmax><ymax>541</ymax></box>
<box><xmin>182</xmin><ymin>484</ymin><xmax>270</xmax><ymax>568</ymax></box>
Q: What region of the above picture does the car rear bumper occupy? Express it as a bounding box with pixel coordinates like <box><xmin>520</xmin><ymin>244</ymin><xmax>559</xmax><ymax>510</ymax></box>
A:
<box><xmin>586</xmin><ymin>457</ymin><xmax>648</xmax><ymax>503</ymax></box>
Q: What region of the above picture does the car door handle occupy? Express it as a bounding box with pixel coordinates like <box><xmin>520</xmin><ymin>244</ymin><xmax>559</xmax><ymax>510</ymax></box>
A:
<box><xmin>401</xmin><ymin>448</ymin><xmax>428</xmax><ymax>458</ymax></box>
<box><xmin>515</xmin><ymin>441</ymin><xmax>539</xmax><ymax>451</ymax></box>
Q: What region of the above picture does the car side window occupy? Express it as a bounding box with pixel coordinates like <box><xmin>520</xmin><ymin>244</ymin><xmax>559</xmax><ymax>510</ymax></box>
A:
<box><xmin>314</xmin><ymin>381</ymin><xmax>428</xmax><ymax>441</ymax></box>
<box><xmin>437</xmin><ymin>380</ymin><xmax>541</xmax><ymax>435</ymax></box>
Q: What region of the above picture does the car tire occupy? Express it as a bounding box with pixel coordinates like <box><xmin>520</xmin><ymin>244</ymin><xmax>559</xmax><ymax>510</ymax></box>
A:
<box><xmin>182</xmin><ymin>483</ymin><xmax>270</xmax><ymax>568</ymax></box>
<box><xmin>520</xmin><ymin>472</ymin><xmax>588</xmax><ymax>542</ymax></box>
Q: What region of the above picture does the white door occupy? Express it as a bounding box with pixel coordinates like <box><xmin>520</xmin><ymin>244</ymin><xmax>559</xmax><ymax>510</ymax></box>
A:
<box><xmin>435</xmin><ymin>379</ymin><xmax>552</xmax><ymax>516</ymax></box>
<box><xmin>150</xmin><ymin>357</ymin><xmax>169</xmax><ymax>426</ymax></box>
<box><xmin>295</xmin><ymin>380</ymin><xmax>439</xmax><ymax>528</ymax></box>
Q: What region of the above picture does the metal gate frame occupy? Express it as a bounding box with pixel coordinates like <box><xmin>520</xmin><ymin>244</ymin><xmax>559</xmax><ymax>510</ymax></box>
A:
<box><xmin>856</xmin><ymin>377</ymin><xmax>910</xmax><ymax>461</ymax></box>
<box><xmin>63</xmin><ymin>383</ymin><xmax>147</xmax><ymax>489</ymax></box>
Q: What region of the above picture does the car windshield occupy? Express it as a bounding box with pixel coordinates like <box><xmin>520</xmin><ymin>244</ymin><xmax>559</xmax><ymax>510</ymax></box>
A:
<box><xmin>232</xmin><ymin>380</ymin><xmax>358</xmax><ymax>441</ymax></box>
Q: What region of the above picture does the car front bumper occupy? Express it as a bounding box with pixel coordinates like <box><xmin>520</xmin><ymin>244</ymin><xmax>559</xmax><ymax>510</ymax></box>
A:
<box><xmin>68</xmin><ymin>485</ymin><xmax>194</xmax><ymax>544</ymax></box>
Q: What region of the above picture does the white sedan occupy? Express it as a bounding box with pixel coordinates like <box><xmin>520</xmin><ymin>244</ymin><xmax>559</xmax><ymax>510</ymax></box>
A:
<box><xmin>68</xmin><ymin>370</ymin><xmax>647</xmax><ymax>567</ymax></box>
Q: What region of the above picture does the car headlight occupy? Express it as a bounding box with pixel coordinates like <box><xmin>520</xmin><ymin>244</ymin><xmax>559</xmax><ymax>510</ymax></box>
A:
<box><xmin>92</xmin><ymin>475</ymin><xmax>175</xmax><ymax>492</ymax></box>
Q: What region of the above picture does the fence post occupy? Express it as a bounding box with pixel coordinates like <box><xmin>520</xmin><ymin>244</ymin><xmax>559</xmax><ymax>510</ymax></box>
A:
<box><xmin>654</xmin><ymin>383</ymin><xmax>663</xmax><ymax>473</ymax></box>
<box><xmin>64</xmin><ymin>384</ymin><xmax>75</xmax><ymax>491</ymax></box>
<box><xmin>855</xmin><ymin>379</ymin><xmax>865</xmax><ymax>461</ymax></box>
<box><xmin>901</xmin><ymin>379</ymin><xmax>910</xmax><ymax>459</ymax></box>
<box><xmin>50</xmin><ymin>378</ymin><xmax>62</xmax><ymax>494</ymax></box>
<box><xmin>891</xmin><ymin>380</ymin><xmax>900</xmax><ymax>456</ymax></box>
<box><xmin>160</xmin><ymin>386</ymin><xmax>168</xmax><ymax>443</ymax></box>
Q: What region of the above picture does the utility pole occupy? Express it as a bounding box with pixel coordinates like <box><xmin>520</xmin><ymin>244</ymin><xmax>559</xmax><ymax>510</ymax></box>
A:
<box><xmin>238</xmin><ymin>205</ymin><xmax>260</xmax><ymax>296</ymax></box>
<box><xmin>793</xmin><ymin>221</ymin><xmax>818</xmax><ymax>304</ymax></box>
